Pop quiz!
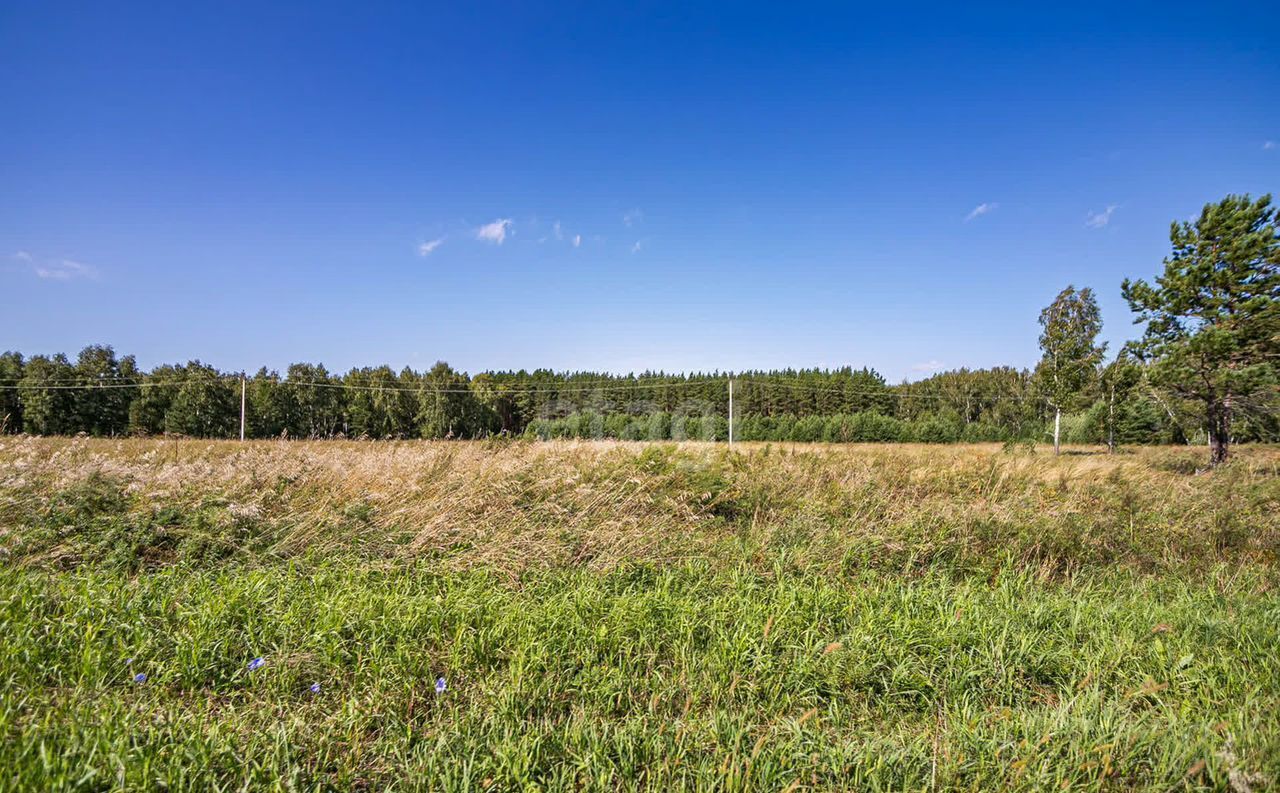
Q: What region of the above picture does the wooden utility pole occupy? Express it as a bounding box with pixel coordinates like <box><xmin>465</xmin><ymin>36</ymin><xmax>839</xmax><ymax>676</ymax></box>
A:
<box><xmin>240</xmin><ymin>374</ymin><xmax>246</xmax><ymax>442</ymax></box>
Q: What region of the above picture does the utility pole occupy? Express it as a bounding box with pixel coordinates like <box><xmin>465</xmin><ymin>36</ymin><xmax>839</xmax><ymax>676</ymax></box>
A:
<box><xmin>728</xmin><ymin>377</ymin><xmax>734</xmax><ymax>450</ymax></box>
<box><xmin>240</xmin><ymin>374</ymin><xmax>246</xmax><ymax>442</ymax></box>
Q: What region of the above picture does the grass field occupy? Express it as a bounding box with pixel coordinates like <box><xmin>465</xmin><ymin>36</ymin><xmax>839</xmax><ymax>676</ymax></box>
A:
<box><xmin>1</xmin><ymin>437</ymin><xmax>1278</xmax><ymax>791</ymax></box>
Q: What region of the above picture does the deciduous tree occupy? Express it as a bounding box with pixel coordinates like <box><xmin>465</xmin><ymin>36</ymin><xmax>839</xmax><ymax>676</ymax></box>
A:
<box><xmin>0</xmin><ymin>352</ymin><xmax>24</xmax><ymax>433</ymax></box>
<box><xmin>164</xmin><ymin>362</ymin><xmax>237</xmax><ymax>438</ymax></box>
<box><xmin>1099</xmin><ymin>352</ymin><xmax>1142</xmax><ymax>453</ymax></box>
<box><xmin>417</xmin><ymin>362</ymin><xmax>482</xmax><ymax>439</ymax></box>
<box><xmin>74</xmin><ymin>345</ymin><xmax>137</xmax><ymax>436</ymax></box>
<box><xmin>19</xmin><ymin>354</ymin><xmax>77</xmax><ymax>435</ymax></box>
<box><xmin>1035</xmin><ymin>286</ymin><xmax>1106</xmax><ymax>454</ymax></box>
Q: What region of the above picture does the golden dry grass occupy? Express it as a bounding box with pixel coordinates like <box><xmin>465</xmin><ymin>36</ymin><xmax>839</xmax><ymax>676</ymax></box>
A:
<box><xmin>2</xmin><ymin>436</ymin><xmax>1277</xmax><ymax>576</ymax></box>
<box><xmin>3</xmin><ymin>438</ymin><xmax>1280</xmax><ymax>789</ymax></box>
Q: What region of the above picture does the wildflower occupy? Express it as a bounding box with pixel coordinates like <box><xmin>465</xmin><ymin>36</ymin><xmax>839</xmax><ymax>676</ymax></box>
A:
<box><xmin>125</xmin><ymin>657</ymin><xmax>133</xmax><ymax>666</ymax></box>
<box><xmin>435</xmin><ymin>677</ymin><xmax>447</xmax><ymax>695</ymax></box>
<box><xmin>133</xmin><ymin>672</ymin><xmax>147</xmax><ymax>684</ymax></box>
<box><xmin>248</xmin><ymin>657</ymin><xmax>266</xmax><ymax>672</ymax></box>
<box><xmin>310</xmin><ymin>682</ymin><xmax>321</xmax><ymax>694</ymax></box>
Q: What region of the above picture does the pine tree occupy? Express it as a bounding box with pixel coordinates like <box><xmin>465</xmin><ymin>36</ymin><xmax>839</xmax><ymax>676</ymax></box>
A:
<box><xmin>1122</xmin><ymin>194</ymin><xmax>1279</xmax><ymax>466</ymax></box>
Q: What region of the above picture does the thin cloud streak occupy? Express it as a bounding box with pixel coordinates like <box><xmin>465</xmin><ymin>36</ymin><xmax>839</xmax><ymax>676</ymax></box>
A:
<box><xmin>1085</xmin><ymin>205</ymin><xmax>1119</xmax><ymax>228</ymax></box>
<box><xmin>964</xmin><ymin>203</ymin><xmax>997</xmax><ymax>222</ymax></box>
<box><xmin>13</xmin><ymin>251</ymin><xmax>99</xmax><ymax>281</ymax></box>
<box><xmin>35</xmin><ymin>258</ymin><xmax>98</xmax><ymax>281</ymax></box>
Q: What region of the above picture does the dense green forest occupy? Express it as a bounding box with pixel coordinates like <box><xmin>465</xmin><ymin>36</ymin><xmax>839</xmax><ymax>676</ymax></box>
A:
<box><xmin>0</xmin><ymin>346</ymin><xmax>1271</xmax><ymax>445</ymax></box>
<box><xmin>3</xmin><ymin>194</ymin><xmax>1275</xmax><ymax>452</ymax></box>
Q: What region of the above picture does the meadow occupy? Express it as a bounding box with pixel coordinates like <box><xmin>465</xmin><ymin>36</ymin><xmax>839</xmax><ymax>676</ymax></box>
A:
<box><xmin>1</xmin><ymin>437</ymin><xmax>1277</xmax><ymax>791</ymax></box>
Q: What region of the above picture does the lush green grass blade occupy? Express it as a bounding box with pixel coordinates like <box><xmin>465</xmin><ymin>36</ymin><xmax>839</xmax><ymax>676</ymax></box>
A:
<box><xmin>1</xmin><ymin>438</ymin><xmax>1277</xmax><ymax>790</ymax></box>
<box><xmin>2</xmin><ymin>562</ymin><xmax>1277</xmax><ymax>790</ymax></box>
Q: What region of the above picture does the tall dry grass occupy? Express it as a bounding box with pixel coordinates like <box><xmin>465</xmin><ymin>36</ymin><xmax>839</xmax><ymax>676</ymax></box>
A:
<box><xmin>3</xmin><ymin>437</ymin><xmax>1279</xmax><ymax>789</ymax></box>
<box><xmin>1</xmin><ymin>436</ymin><xmax>1277</xmax><ymax>575</ymax></box>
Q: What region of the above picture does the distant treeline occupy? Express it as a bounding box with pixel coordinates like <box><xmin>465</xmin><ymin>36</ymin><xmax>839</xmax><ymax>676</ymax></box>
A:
<box><xmin>3</xmin><ymin>344</ymin><xmax>1268</xmax><ymax>445</ymax></box>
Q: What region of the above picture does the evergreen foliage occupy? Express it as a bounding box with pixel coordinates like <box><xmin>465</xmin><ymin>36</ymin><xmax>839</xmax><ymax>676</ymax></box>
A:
<box><xmin>0</xmin><ymin>348</ymin><xmax>1261</xmax><ymax>445</ymax></box>
<box><xmin>1123</xmin><ymin>194</ymin><xmax>1280</xmax><ymax>465</ymax></box>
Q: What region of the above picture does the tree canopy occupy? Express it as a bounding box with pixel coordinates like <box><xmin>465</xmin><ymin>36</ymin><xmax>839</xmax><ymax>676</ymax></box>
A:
<box><xmin>1123</xmin><ymin>193</ymin><xmax>1280</xmax><ymax>465</ymax></box>
<box><xmin>1035</xmin><ymin>285</ymin><xmax>1106</xmax><ymax>454</ymax></box>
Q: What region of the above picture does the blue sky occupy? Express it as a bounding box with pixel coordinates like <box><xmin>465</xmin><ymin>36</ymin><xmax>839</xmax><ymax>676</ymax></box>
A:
<box><xmin>2</xmin><ymin>1</ymin><xmax>1277</xmax><ymax>381</ymax></box>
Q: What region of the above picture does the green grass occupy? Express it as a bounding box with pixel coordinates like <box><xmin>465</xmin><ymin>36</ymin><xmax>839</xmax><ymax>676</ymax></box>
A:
<box><xmin>1</xmin><ymin>439</ymin><xmax>1277</xmax><ymax>790</ymax></box>
<box><xmin>2</xmin><ymin>562</ymin><xmax>1277</xmax><ymax>791</ymax></box>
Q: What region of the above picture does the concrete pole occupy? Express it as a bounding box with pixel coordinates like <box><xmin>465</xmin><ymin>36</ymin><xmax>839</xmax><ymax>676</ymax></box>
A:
<box><xmin>728</xmin><ymin>378</ymin><xmax>734</xmax><ymax>449</ymax></box>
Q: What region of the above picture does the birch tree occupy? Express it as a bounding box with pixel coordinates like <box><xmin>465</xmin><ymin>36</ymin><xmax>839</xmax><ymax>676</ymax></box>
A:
<box><xmin>1035</xmin><ymin>286</ymin><xmax>1106</xmax><ymax>454</ymax></box>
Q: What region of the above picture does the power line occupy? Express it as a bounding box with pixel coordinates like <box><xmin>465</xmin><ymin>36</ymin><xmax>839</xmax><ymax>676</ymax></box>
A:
<box><xmin>0</xmin><ymin>376</ymin><xmax>726</xmax><ymax>394</ymax></box>
<box><xmin>0</xmin><ymin>379</ymin><xmax>232</xmax><ymax>391</ymax></box>
<box><xmin>0</xmin><ymin>373</ymin><xmax>1042</xmax><ymax>403</ymax></box>
<box><xmin>273</xmin><ymin>378</ymin><xmax>726</xmax><ymax>394</ymax></box>
<box><xmin>0</xmin><ymin>373</ymin><xmax>1044</xmax><ymax>406</ymax></box>
<box><xmin>0</xmin><ymin>376</ymin><xmax>146</xmax><ymax>383</ymax></box>
<box><xmin>0</xmin><ymin>372</ymin><xmax>736</xmax><ymax>387</ymax></box>
<box><xmin>738</xmin><ymin>378</ymin><xmax>1041</xmax><ymax>404</ymax></box>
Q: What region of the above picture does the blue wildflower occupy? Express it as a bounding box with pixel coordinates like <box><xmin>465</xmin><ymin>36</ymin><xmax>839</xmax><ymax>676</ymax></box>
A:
<box><xmin>310</xmin><ymin>682</ymin><xmax>321</xmax><ymax>694</ymax></box>
<box><xmin>435</xmin><ymin>677</ymin><xmax>447</xmax><ymax>695</ymax></box>
<box><xmin>248</xmin><ymin>657</ymin><xmax>266</xmax><ymax>672</ymax></box>
<box><xmin>125</xmin><ymin>657</ymin><xmax>133</xmax><ymax>666</ymax></box>
<box><xmin>133</xmin><ymin>672</ymin><xmax>147</xmax><ymax>684</ymax></box>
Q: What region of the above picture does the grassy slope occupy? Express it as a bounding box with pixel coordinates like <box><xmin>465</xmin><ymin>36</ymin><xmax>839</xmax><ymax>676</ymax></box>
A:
<box><xmin>1</xmin><ymin>438</ymin><xmax>1277</xmax><ymax>791</ymax></box>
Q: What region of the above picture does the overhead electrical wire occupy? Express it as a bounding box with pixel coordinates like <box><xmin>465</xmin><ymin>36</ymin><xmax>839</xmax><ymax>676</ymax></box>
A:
<box><xmin>0</xmin><ymin>374</ymin><xmax>1044</xmax><ymax>404</ymax></box>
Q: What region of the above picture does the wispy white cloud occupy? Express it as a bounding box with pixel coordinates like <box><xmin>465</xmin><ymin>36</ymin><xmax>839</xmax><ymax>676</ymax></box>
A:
<box><xmin>417</xmin><ymin>237</ymin><xmax>445</xmax><ymax>256</ymax></box>
<box><xmin>13</xmin><ymin>251</ymin><xmax>99</xmax><ymax>280</ymax></box>
<box><xmin>964</xmin><ymin>202</ymin><xmax>997</xmax><ymax>222</ymax></box>
<box><xmin>34</xmin><ymin>258</ymin><xmax>98</xmax><ymax>281</ymax></box>
<box><xmin>631</xmin><ymin>240</ymin><xmax>644</xmax><ymax>254</ymax></box>
<box><xmin>1265</xmin><ymin>140</ymin><xmax>1277</xmax><ymax>150</ymax></box>
<box><xmin>474</xmin><ymin>218</ymin><xmax>513</xmax><ymax>244</ymax></box>
<box><xmin>622</xmin><ymin>208</ymin><xmax>643</xmax><ymax>227</ymax></box>
<box><xmin>572</xmin><ymin>234</ymin><xmax>581</xmax><ymax>248</ymax></box>
<box><xmin>911</xmin><ymin>360</ymin><xmax>944</xmax><ymax>373</ymax></box>
<box><xmin>553</xmin><ymin>220</ymin><xmax>564</xmax><ymax>240</ymax></box>
<box><xmin>1085</xmin><ymin>205</ymin><xmax>1119</xmax><ymax>228</ymax></box>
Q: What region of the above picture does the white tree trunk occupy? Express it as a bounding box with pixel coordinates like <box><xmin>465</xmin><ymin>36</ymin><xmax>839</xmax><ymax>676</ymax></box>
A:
<box><xmin>1107</xmin><ymin>392</ymin><xmax>1116</xmax><ymax>454</ymax></box>
<box><xmin>1053</xmin><ymin>408</ymin><xmax>1061</xmax><ymax>455</ymax></box>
